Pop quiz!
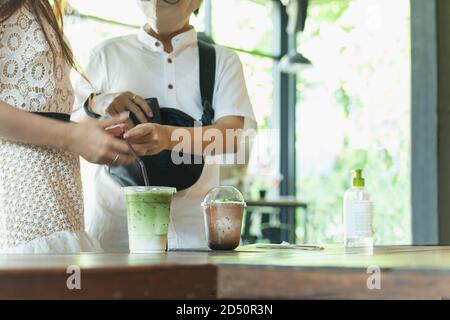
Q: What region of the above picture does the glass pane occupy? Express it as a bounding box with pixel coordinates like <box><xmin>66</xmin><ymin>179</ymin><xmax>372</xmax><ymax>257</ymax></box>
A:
<box><xmin>296</xmin><ymin>0</ymin><xmax>411</xmax><ymax>244</ymax></box>
<box><xmin>69</xmin><ymin>0</ymin><xmax>145</xmax><ymax>26</ymax></box>
<box><xmin>211</xmin><ymin>0</ymin><xmax>273</xmax><ymax>55</ymax></box>
<box><xmin>68</xmin><ymin>0</ymin><xmax>206</xmax><ymax>30</ymax></box>
<box><xmin>208</xmin><ymin>0</ymin><xmax>277</xmax><ymax>198</ymax></box>
<box><xmin>238</xmin><ymin>54</ymin><xmax>273</xmax><ymax>130</ymax></box>
<box><xmin>238</xmin><ymin>54</ymin><xmax>278</xmax><ymax>199</ymax></box>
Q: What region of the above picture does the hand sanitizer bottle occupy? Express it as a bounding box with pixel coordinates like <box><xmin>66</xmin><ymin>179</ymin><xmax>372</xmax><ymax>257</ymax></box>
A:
<box><xmin>343</xmin><ymin>169</ymin><xmax>373</xmax><ymax>248</ymax></box>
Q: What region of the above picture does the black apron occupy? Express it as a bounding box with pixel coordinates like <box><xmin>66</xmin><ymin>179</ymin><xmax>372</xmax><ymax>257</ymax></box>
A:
<box><xmin>84</xmin><ymin>40</ymin><xmax>216</xmax><ymax>191</ymax></box>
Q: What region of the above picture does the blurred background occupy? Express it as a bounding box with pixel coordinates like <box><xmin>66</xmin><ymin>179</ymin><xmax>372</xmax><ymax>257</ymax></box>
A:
<box><xmin>65</xmin><ymin>0</ymin><xmax>411</xmax><ymax>246</ymax></box>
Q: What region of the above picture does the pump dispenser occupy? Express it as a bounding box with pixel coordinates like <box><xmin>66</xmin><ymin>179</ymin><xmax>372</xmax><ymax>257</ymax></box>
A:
<box><xmin>353</xmin><ymin>169</ymin><xmax>365</xmax><ymax>187</ymax></box>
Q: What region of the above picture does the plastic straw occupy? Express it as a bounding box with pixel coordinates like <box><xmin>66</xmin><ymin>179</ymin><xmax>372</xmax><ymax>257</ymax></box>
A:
<box><xmin>125</xmin><ymin>139</ymin><xmax>150</xmax><ymax>187</ymax></box>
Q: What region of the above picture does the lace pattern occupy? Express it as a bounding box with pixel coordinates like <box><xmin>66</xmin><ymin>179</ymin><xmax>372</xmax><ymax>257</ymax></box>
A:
<box><xmin>0</xmin><ymin>4</ymin><xmax>74</xmax><ymax>113</ymax></box>
<box><xmin>0</xmin><ymin>5</ymin><xmax>84</xmax><ymax>250</ymax></box>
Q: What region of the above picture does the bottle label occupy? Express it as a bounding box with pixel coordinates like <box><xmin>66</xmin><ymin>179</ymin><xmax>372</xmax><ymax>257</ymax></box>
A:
<box><xmin>345</xmin><ymin>200</ymin><xmax>373</xmax><ymax>238</ymax></box>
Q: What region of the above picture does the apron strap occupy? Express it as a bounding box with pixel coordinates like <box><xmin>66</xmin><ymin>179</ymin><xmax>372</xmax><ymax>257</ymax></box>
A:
<box><xmin>198</xmin><ymin>40</ymin><xmax>216</xmax><ymax>126</ymax></box>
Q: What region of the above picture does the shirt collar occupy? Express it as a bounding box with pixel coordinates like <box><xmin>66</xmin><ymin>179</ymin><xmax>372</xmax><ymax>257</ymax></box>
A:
<box><xmin>137</xmin><ymin>25</ymin><xmax>198</xmax><ymax>55</ymax></box>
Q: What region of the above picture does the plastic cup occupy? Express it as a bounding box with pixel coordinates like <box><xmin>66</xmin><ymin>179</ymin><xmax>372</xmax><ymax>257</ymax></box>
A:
<box><xmin>201</xmin><ymin>186</ymin><xmax>246</xmax><ymax>251</ymax></box>
<box><xmin>203</xmin><ymin>201</ymin><xmax>245</xmax><ymax>250</ymax></box>
<box><xmin>123</xmin><ymin>186</ymin><xmax>176</xmax><ymax>253</ymax></box>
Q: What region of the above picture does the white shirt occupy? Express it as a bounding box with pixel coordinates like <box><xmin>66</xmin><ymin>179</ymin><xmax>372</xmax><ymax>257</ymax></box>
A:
<box><xmin>75</xmin><ymin>27</ymin><xmax>256</xmax><ymax>251</ymax></box>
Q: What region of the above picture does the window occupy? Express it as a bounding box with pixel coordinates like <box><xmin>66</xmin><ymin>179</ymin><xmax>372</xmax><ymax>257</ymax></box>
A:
<box><xmin>296</xmin><ymin>0</ymin><xmax>411</xmax><ymax>244</ymax></box>
<box><xmin>209</xmin><ymin>0</ymin><xmax>278</xmax><ymax>196</ymax></box>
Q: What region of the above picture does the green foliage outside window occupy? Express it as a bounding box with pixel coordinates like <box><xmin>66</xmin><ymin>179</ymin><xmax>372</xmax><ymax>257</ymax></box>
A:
<box><xmin>297</xmin><ymin>0</ymin><xmax>411</xmax><ymax>244</ymax></box>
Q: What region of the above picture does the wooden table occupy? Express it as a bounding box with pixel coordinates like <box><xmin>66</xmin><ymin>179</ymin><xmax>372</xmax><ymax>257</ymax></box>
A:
<box><xmin>1</xmin><ymin>246</ymin><xmax>450</xmax><ymax>299</ymax></box>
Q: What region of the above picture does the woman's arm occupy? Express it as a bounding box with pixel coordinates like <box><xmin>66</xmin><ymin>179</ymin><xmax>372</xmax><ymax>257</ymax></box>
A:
<box><xmin>0</xmin><ymin>101</ymin><xmax>134</xmax><ymax>166</ymax></box>
<box><xmin>0</xmin><ymin>101</ymin><xmax>73</xmax><ymax>149</ymax></box>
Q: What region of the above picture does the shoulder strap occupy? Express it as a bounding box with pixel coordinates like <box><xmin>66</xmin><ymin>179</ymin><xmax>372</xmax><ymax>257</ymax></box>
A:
<box><xmin>198</xmin><ymin>40</ymin><xmax>216</xmax><ymax>126</ymax></box>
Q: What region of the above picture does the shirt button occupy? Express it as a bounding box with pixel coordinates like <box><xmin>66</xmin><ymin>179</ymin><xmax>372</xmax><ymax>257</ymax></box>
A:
<box><xmin>155</xmin><ymin>42</ymin><xmax>160</xmax><ymax>47</ymax></box>
<box><xmin>167</xmin><ymin>58</ymin><xmax>173</xmax><ymax>63</ymax></box>
<box><xmin>168</xmin><ymin>84</ymin><xmax>174</xmax><ymax>90</ymax></box>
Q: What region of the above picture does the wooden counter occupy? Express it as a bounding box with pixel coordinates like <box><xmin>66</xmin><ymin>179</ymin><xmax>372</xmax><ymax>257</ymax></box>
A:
<box><xmin>1</xmin><ymin>246</ymin><xmax>450</xmax><ymax>299</ymax></box>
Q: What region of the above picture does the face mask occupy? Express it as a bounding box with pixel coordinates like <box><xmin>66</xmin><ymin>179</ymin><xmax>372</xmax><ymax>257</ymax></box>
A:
<box><xmin>136</xmin><ymin>0</ymin><xmax>201</xmax><ymax>35</ymax></box>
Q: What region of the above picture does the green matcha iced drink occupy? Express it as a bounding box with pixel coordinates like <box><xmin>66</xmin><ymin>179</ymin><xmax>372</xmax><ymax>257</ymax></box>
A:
<box><xmin>123</xmin><ymin>187</ymin><xmax>176</xmax><ymax>253</ymax></box>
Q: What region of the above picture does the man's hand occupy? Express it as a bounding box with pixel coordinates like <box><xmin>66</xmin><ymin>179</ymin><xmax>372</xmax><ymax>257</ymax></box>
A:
<box><xmin>122</xmin><ymin>116</ymin><xmax>245</xmax><ymax>157</ymax></box>
<box><xmin>123</xmin><ymin>123</ymin><xmax>172</xmax><ymax>156</ymax></box>
<box><xmin>90</xmin><ymin>92</ymin><xmax>153</xmax><ymax>129</ymax></box>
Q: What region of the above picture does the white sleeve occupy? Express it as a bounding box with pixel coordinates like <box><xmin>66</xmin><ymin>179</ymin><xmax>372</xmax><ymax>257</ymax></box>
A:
<box><xmin>73</xmin><ymin>48</ymin><xmax>109</xmax><ymax>113</ymax></box>
<box><xmin>213</xmin><ymin>48</ymin><xmax>257</xmax><ymax>130</ymax></box>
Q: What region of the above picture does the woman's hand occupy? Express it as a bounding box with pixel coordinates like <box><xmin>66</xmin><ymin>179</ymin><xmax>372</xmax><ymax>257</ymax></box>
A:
<box><xmin>90</xmin><ymin>92</ymin><xmax>153</xmax><ymax>129</ymax></box>
<box><xmin>66</xmin><ymin>114</ymin><xmax>135</xmax><ymax>166</ymax></box>
<box><xmin>123</xmin><ymin>123</ymin><xmax>172</xmax><ymax>156</ymax></box>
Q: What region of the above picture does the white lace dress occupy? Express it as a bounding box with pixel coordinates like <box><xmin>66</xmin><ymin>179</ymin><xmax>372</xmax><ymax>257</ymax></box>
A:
<box><xmin>0</xmin><ymin>6</ymin><xmax>102</xmax><ymax>253</ymax></box>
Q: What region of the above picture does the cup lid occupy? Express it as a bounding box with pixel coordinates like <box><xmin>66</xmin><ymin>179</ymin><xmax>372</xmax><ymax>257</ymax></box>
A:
<box><xmin>123</xmin><ymin>186</ymin><xmax>177</xmax><ymax>194</ymax></box>
<box><xmin>201</xmin><ymin>186</ymin><xmax>246</xmax><ymax>207</ymax></box>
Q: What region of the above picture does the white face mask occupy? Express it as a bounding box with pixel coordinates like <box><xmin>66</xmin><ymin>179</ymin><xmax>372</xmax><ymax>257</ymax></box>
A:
<box><xmin>136</xmin><ymin>0</ymin><xmax>201</xmax><ymax>35</ymax></box>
